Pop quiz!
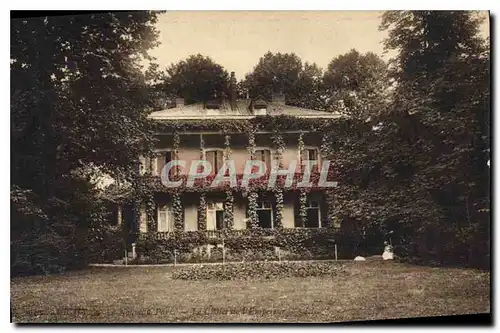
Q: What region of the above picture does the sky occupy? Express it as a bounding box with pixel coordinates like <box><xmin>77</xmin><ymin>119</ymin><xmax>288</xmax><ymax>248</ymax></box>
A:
<box><xmin>147</xmin><ymin>11</ymin><xmax>490</xmax><ymax>80</ymax></box>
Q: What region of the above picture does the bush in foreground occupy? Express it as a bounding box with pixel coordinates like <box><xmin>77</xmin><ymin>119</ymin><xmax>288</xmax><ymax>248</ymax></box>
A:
<box><xmin>171</xmin><ymin>261</ymin><xmax>346</xmax><ymax>280</ymax></box>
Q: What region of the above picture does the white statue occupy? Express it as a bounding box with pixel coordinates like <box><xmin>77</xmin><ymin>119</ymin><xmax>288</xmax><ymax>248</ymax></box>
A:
<box><xmin>382</xmin><ymin>241</ymin><xmax>394</xmax><ymax>260</ymax></box>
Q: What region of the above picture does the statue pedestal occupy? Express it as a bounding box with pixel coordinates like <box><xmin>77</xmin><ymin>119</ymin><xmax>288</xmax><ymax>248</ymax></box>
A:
<box><xmin>382</xmin><ymin>245</ymin><xmax>394</xmax><ymax>260</ymax></box>
<box><xmin>382</xmin><ymin>251</ymin><xmax>394</xmax><ymax>260</ymax></box>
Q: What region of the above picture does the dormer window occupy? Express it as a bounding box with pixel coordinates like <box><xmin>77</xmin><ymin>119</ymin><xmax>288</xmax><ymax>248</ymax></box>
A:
<box><xmin>205</xmin><ymin>99</ymin><xmax>221</xmax><ymax>115</ymax></box>
<box><xmin>251</xmin><ymin>96</ymin><xmax>268</xmax><ymax>116</ymax></box>
<box><xmin>205</xmin><ymin>100</ymin><xmax>220</xmax><ymax>109</ymax></box>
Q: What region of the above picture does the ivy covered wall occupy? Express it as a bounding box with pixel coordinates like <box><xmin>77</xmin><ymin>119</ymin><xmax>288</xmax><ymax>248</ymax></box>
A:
<box><xmin>106</xmin><ymin>115</ymin><xmax>350</xmax><ymax>243</ymax></box>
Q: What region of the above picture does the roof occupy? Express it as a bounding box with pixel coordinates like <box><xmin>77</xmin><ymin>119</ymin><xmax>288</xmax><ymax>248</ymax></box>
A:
<box><xmin>148</xmin><ymin>99</ymin><xmax>343</xmax><ymax>120</ymax></box>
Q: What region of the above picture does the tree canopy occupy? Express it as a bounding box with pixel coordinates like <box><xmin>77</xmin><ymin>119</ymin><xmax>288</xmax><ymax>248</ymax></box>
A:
<box><xmin>160</xmin><ymin>54</ymin><xmax>230</xmax><ymax>104</ymax></box>
<box><xmin>242</xmin><ymin>51</ymin><xmax>326</xmax><ymax>110</ymax></box>
<box><xmin>327</xmin><ymin>11</ymin><xmax>490</xmax><ymax>267</ymax></box>
<box><xmin>323</xmin><ymin>49</ymin><xmax>390</xmax><ymax>120</ymax></box>
<box><xmin>11</xmin><ymin>11</ymin><xmax>161</xmax><ymax>274</ymax></box>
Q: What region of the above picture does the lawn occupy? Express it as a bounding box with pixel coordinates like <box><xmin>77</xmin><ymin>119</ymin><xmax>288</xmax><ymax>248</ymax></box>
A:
<box><xmin>11</xmin><ymin>260</ymin><xmax>490</xmax><ymax>323</ymax></box>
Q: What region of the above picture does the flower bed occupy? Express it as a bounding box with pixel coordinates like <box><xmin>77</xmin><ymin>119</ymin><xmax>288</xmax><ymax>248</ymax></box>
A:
<box><xmin>171</xmin><ymin>261</ymin><xmax>346</xmax><ymax>280</ymax></box>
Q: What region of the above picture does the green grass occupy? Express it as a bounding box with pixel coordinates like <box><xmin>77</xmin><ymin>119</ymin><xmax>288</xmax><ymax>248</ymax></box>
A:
<box><xmin>11</xmin><ymin>260</ymin><xmax>490</xmax><ymax>323</ymax></box>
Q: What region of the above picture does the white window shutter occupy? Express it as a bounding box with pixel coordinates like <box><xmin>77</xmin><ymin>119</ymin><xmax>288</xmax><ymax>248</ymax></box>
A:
<box><xmin>158</xmin><ymin>211</ymin><xmax>167</xmax><ymax>232</ymax></box>
<box><xmin>206</xmin><ymin>209</ymin><xmax>215</xmax><ymax>230</ymax></box>
<box><xmin>167</xmin><ymin>209</ymin><xmax>175</xmax><ymax>231</ymax></box>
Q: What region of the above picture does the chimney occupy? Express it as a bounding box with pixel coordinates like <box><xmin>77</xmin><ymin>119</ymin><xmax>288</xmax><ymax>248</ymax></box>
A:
<box><xmin>230</xmin><ymin>71</ymin><xmax>237</xmax><ymax>110</ymax></box>
<box><xmin>272</xmin><ymin>92</ymin><xmax>285</xmax><ymax>105</ymax></box>
<box><xmin>175</xmin><ymin>97</ymin><xmax>184</xmax><ymax>107</ymax></box>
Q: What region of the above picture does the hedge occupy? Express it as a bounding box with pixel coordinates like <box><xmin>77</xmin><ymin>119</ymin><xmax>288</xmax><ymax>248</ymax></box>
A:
<box><xmin>171</xmin><ymin>261</ymin><xmax>346</xmax><ymax>280</ymax></box>
<box><xmin>134</xmin><ymin>228</ymin><xmax>346</xmax><ymax>264</ymax></box>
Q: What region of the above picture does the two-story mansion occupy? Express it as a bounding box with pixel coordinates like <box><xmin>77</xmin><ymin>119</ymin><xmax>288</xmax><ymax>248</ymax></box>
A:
<box><xmin>121</xmin><ymin>72</ymin><xmax>343</xmax><ymax>240</ymax></box>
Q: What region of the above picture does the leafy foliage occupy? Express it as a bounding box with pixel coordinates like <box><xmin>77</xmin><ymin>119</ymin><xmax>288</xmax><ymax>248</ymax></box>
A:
<box><xmin>197</xmin><ymin>192</ymin><xmax>207</xmax><ymax>230</ymax></box>
<box><xmin>323</xmin><ymin>49</ymin><xmax>390</xmax><ymax>120</ymax></box>
<box><xmin>87</xmin><ymin>224</ymin><xmax>126</xmax><ymax>264</ymax></box>
<box><xmin>243</xmin><ymin>51</ymin><xmax>326</xmax><ymax>109</ymax></box>
<box><xmin>327</xmin><ymin>11</ymin><xmax>490</xmax><ymax>268</ymax></box>
<box><xmin>159</xmin><ymin>54</ymin><xmax>230</xmax><ymax>104</ymax></box>
<box><xmin>171</xmin><ymin>261</ymin><xmax>346</xmax><ymax>281</ymax></box>
<box><xmin>133</xmin><ymin>228</ymin><xmax>351</xmax><ymax>265</ymax></box>
<box><xmin>223</xmin><ymin>135</ymin><xmax>234</xmax><ymax>229</ymax></box>
<box><xmin>11</xmin><ymin>12</ymin><xmax>160</xmax><ymax>275</ymax></box>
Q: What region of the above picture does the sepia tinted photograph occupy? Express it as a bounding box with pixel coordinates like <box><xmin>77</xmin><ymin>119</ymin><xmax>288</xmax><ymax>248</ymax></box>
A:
<box><xmin>10</xmin><ymin>9</ymin><xmax>491</xmax><ymax>324</ymax></box>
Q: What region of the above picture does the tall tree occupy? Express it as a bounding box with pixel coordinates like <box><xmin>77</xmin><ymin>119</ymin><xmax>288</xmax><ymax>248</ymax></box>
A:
<box><xmin>11</xmin><ymin>11</ymin><xmax>160</xmax><ymax>274</ymax></box>
<box><xmin>161</xmin><ymin>54</ymin><xmax>229</xmax><ymax>104</ymax></box>
<box><xmin>380</xmin><ymin>11</ymin><xmax>486</xmax><ymax>91</ymax></box>
<box><xmin>295</xmin><ymin>62</ymin><xmax>326</xmax><ymax>110</ymax></box>
<box><xmin>243</xmin><ymin>51</ymin><xmax>326</xmax><ymax>109</ymax></box>
<box><xmin>380</xmin><ymin>10</ymin><xmax>490</xmax><ymax>213</ymax></box>
<box><xmin>329</xmin><ymin>11</ymin><xmax>490</xmax><ymax>267</ymax></box>
<box><xmin>323</xmin><ymin>49</ymin><xmax>390</xmax><ymax>120</ymax></box>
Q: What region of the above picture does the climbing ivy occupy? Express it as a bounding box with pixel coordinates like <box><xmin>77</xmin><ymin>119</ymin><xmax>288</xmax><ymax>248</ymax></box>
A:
<box><xmin>224</xmin><ymin>190</ymin><xmax>234</xmax><ymax>230</ymax></box>
<box><xmin>145</xmin><ymin>192</ymin><xmax>156</xmax><ymax>232</ymax></box>
<box><xmin>271</xmin><ymin>130</ymin><xmax>285</xmax><ymax>228</ymax></box>
<box><xmin>299</xmin><ymin>189</ymin><xmax>308</xmax><ymax>228</ymax></box>
<box><xmin>320</xmin><ymin>132</ymin><xmax>331</xmax><ymax>158</ymax></box>
<box><xmin>173</xmin><ymin>131</ymin><xmax>180</xmax><ymax>176</ymax></box>
<box><xmin>197</xmin><ymin>192</ymin><xmax>207</xmax><ymax>231</ymax></box>
<box><xmin>325</xmin><ymin>189</ymin><xmax>337</xmax><ymax>229</ymax></box>
<box><xmin>298</xmin><ymin>131</ymin><xmax>307</xmax><ymax>227</ymax></box>
<box><xmin>247</xmin><ymin>191</ymin><xmax>260</xmax><ymax>229</ymax></box>
<box><xmin>105</xmin><ymin>116</ymin><xmax>353</xmax><ymax>236</ymax></box>
<box><xmin>274</xmin><ymin>188</ymin><xmax>284</xmax><ymax>229</ymax></box>
<box><xmin>173</xmin><ymin>191</ymin><xmax>183</xmax><ymax>230</ymax></box>
<box><xmin>132</xmin><ymin>198</ymin><xmax>141</xmax><ymax>234</ymax></box>
<box><xmin>197</xmin><ymin>135</ymin><xmax>207</xmax><ymax>230</ymax></box>
<box><xmin>223</xmin><ymin>134</ymin><xmax>234</xmax><ymax>229</ymax></box>
<box><xmin>246</xmin><ymin>129</ymin><xmax>259</xmax><ymax>228</ymax></box>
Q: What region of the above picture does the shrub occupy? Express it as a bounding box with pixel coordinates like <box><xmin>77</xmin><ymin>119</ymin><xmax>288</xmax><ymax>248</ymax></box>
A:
<box><xmin>134</xmin><ymin>228</ymin><xmax>347</xmax><ymax>263</ymax></box>
<box><xmin>87</xmin><ymin>225</ymin><xmax>125</xmax><ymax>263</ymax></box>
<box><xmin>11</xmin><ymin>231</ymin><xmax>73</xmax><ymax>276</ymax></box>
<box><xmin>171</xmin><ymin>261</ymin><xmax>346</xmax><ymax>280</ymax></box>
<box><xmin>135</xmin><ymin>231</ymin><xmax>210</xmax><ymax>263</ymax></box>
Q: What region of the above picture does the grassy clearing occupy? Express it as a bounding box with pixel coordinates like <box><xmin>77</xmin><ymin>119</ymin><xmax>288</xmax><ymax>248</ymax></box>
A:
<box><xmin>11</xmin><ymin>260</ymin><xmax>490</xmax><ymax>323</ymax></box>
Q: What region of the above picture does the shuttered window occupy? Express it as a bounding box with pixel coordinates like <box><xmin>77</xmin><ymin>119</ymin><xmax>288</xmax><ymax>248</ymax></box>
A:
<box><xmin>205</xmin><ymin>150</ymin><xmax>224</xmax><ymax>174</ymax></box>
<box><xmin>255</xmin><ymin>149</ymin><xmax>271</xmax><ymax>172</ymax></box>
<box><xmin>158</xmin><ymin>205</ymin><xmax>175</xmax><ymax>232</ymax></box>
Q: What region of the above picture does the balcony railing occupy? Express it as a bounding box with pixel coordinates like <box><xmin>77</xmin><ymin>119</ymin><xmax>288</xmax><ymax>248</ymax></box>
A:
<box><xmin>140</xmin><ymin>170</ymin><xmax>337</xmax><ymax>193</ymax></box>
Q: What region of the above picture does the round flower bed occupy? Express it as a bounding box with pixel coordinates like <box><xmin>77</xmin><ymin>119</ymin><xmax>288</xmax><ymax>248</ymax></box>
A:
<box><xmin>171</xmin><ymin>261</ymin><xmax>346</xmax><ymax>280</ymax></box>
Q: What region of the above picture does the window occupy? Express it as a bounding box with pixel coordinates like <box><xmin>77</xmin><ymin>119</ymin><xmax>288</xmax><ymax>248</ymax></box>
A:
<box><xmin>304</xmin><ymin>148</ymin><xmax>319</xmax><ymax>162</ymax></box>
<box><xmin>207</xmin><ymin>202</ymin><xmax>226</xmax><ymax>230</ymax></box>
<box><xmin>256</xmin><ymin>201</ymin><xmax>275</xmax><ymax>228</ymax></box>
<box><xmin>156</xmin><ymin>150</ymin><xmax>174</xmax><ymax>177</ymax></box>
<box><xmin>164</xmin><ymin>151</ymin><xmax>173</xmax><ymax>177</ymax></box>
<box><xmin>255</xmin><ymin>149</ymin><xmax>271</xmax><ymax>172</ymax></box>
<box><xmin>139</xmin><ymin>156</ymin><xmax>154</xmax><ymax>175</ymax></box>
<box><xmin>164</xmin><ymin>151</ymin><xmax>173</xmax><ymax>165</ymax></box>
<box><xmin>305</xmin><ymin>200</ymin><xmax>321</xmax><ymax>228</ymax></box>
<box><xmin>205</xmin><ymin>150</ymin><xmax>224</xmax><ymax>174</ymax></box>
<box><xmin>294</xmin><ymin>197</ymin><xmax>322</xmax><ymax>228</ymax></box>
<box><xmin>302</xmin><ymin>148</ymin><xmax>319</xmax><ymax>172</ymax></box>
<box><xmin>158</xmin><ymin>205</ymin><xmax>175</xmax><ymax>232</ymax></box>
